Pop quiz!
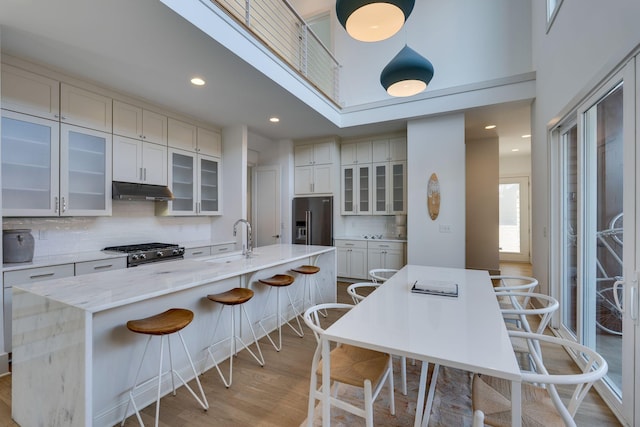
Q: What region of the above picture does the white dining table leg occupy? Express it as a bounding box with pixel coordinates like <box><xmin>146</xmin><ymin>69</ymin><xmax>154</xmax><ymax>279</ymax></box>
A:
<box><xmin>322</xmin><ymin>336</ymin><xmax>331</xmax><ymax>427</ymax></box>
<box><xmin>511</xmin><ymin>379</ymin><xmax>522</xmax><ymax>427</ymax></box>
<box><xmin>414</xmin><ymin>361</ymin><xmax>429</xmax><ymax>427</ymax></box>
<box><xmin>421</xmin><ymin>363</ymin><xmax>440</xmax><ymax>427</ymax></box>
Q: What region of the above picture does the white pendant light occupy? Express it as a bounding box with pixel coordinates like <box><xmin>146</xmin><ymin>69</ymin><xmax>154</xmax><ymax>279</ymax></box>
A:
<box><xmin>336</xmin><ymin>0</ymin><xmax>415</xmax><ymax>42</ymax></box>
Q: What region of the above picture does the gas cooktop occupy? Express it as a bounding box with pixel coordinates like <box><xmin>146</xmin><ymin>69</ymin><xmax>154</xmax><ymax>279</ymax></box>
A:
<box><xmin>103</xmin><ymin>242</ymin><xmax>185</xmax><ymax>267</ymax></box>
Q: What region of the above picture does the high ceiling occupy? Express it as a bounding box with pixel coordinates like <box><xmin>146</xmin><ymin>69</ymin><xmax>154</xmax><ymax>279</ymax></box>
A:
<box><xmin>0</xmin><ymin>0</ymin><xmax>531</xmax><ymax>153</ymax></box>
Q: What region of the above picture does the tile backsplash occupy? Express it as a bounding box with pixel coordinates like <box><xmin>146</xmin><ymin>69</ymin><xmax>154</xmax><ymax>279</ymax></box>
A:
<box><xmin>341</xmin><ymin>215</ymin><xmax>399</xmax><ymax>238</ymax></box>
<box><xmin>2</xmin><ymin>201</ymin><xmax>217</xmax><ymax>257</ymax></box>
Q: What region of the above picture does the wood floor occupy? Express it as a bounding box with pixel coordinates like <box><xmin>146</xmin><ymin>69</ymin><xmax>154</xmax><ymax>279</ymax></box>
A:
<box><xmin>0</xmin><ymin>264</ymin><xmax>622</xmax><ymax>426</ymax></box>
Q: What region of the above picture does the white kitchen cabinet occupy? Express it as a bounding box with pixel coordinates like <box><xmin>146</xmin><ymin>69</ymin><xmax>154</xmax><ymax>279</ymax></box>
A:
<box><xmin>294</xmin><ymin>140</ymin><xmax>337</xmax><ymax>195</ymax></box>
<box><xmin>294</xmin><ymin>163</ymin><xmax>333</xmax><ymax>195</ymax></box>
<box><xmin>211</xmin><ymin>243</ymin><xmax>235</xmax><ymax>255</ymax></box>
<box><xmin>1</xmin><ymin>111</ymin><xmax>60</xmax><ymax>216</ymax></box>
<box><xmin>75</xmin><ymin>257</ymin><xmax>127</xmax><ymax>275</ymax></box>
<box><xmin>184</xmin><ymin>246</ymin><xmax>211</xmax><ymax>258</ymax></box>
<box><xmin>372</xmin><ymin>137</ymin><xmax>407</xmax><ymax>163</ymax></box>
<box><xmin>1</xmin><ymin>64</ymin><xmax>60</xmax><ymax>120</ymax></box>
<box><xmin>341</xmin><ymin>164</ymin><xmax>371</xmax><ymax>215</ymax></box>
<box><xmin>112</xmin><ymin>100</ymin><xmax>168</xmax><ymax>145</ymax></box>
<box><xmin>197</xmin><ymin>127</ymin><xmax>222</xmax><ymax>157</ymax></box>
<box><xmin>372</xmin><ymin>161</ymin><xmax>407</xmax><ymax>215</ymax></box>
<box><xmin>367</xmin><ymin>241</ymin><xmax>405</xmax><ymax>272</ymax></box>
<box><xmin>168</xmin><ymin>118</ymin><xmax>221</xmax><ymax>157</ymax></box>
<box><xmin>159</xmin><ymin>148</ymin><xmax>222</xmax><ymax>216</ymax></box>
<box><xmin>112</xmin><ymin>135</ymin><xmax>167</xmax><ymax>186</ymax></box>
<box><xmin>3</xmin><ymin>263</ymin><xmax>75</xmax><ymax>353</ymax></box>
<box><xmin>60</xmin><ymin>124</ymin><xmax>112</xmax><ymax>216</ymax></box>
<box><xmin>341</xmin><ymin>141</ymin><xmax>372</xmax><ymax>165</ymax></box>
<box><xmin>60</xmin><ymin>83</ymin><xmax>112</xmax><ymax>132</ymax></box>
<box><xmin>336</xmin><ymin>239</ymin><xmax>368</xmax><ymax>279</ymax></box>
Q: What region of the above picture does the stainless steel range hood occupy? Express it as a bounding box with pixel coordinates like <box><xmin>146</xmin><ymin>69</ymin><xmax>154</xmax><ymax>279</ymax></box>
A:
<box><xmin>112</xmin><ymin>181</ymin><xmax>174</xmax><ymax>201</ymax></box>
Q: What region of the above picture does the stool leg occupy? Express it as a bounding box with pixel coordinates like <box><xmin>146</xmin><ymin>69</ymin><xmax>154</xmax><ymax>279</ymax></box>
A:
<box><xmin>174</xmin><ymin>331</ymin><xmax>209</xmax><ymax>410</ymax></box>
<box><xmin>121</xmin><ymin>335</ymin><xmax>152</xmax><ymax>427</ymax></box>
<box><xmin>155</xmin><ymin>335</ymin><xmax>165</xmax><ymax>427</ymax></box>
<box><xmin>310</xmin><ymin>274</ymin><xmax>327</xmax><ymax>317</ymax></box>
<box><xmin>284</xmin><ymin>287</ymin><xmax>305</xmax><ymax>338</ymax></box>
<box><xmin>238</xmin><ymin>304</ymin><xmax>265</xmax><ymax>366</ymax></box>
<box><xmin>167</xmin><ymin>336</ymin><xmax>176</xmax><ymax>396</ymax></box>
<box><xmin>206</xmin><ymin>306</ymin><xmax>233</xmax><ymax>388</ymax></box>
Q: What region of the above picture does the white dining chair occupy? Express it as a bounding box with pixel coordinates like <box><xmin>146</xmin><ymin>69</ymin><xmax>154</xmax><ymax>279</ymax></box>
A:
<box><xmin>369</xmin><ymin>268</ymin><xmax>398</xmax><ymax>284</ymax></box>
<box><xmin>472</xmin><ymin>331</ymin><xmax>608</xmax><ymax>427</ymax></box>
<box><xmin>303</xmin><ymin>303</ymin><xmax>395</xmax><ymax>427</ymax></box>
<box><xmin>347</xmin><ymin>281</ymin><xmax>407</xmax><ymax>396</ymax></box>
<box><xmin>498</xmin><ymin>292</ymin><xmax>559</xmax><ymax>370</ymax></box>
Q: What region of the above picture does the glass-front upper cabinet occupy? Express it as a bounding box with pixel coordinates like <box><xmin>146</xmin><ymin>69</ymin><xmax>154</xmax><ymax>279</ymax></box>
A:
<box><xmin>372</xmin><ymin>161</ymin><xmax>406</xmax><ymax>215</ymax></box>
<box><xmin>341</xmin><ymin>164</ymin><xmax>371</xmax><ymax>215</ymax></box>
<box><xmin>1</xmin><ymin>111</ymin><xmax>111</xmax><ymax>217</ymax></box>
<box><xmin>1</xmin><ymin>111</ymin><xmax>59</xmax><ymax>216</ymax></box>
<box><xmin>60</xmin><ymin>124</ymin><xmax>112</xmax><ymax>216</ymax></box>
<box><xmin>161</xmin><ymin>148</ymin><xmax>221</xmax><ymax>216</ymax></box>
<box><xmin>199</xmin><ymin>155</ymin><xmax>220</xmax><ymax>214</ymax></box>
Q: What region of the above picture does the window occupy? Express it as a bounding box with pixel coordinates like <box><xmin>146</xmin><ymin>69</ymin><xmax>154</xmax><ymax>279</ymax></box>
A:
<box><xmin>546</xmin><ymin>0</ymin><xmax>564</xmax><ymax>31</ymax></box>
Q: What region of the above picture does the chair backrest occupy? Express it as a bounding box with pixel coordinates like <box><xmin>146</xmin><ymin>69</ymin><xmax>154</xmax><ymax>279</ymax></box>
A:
<box><xmin>490</xmin><ymin>275</ymin><xmax>538</xmax><ymax>293</ymax></box>
<box><xmin>499</xmin><ymin>291</ymin><xmax>559</xmax><ymax>334</ymax></box>
<box><xmin>346</xmin><ymin>282</ymin><xmax>380</xmax><ymax>304</ymax></box>
<box><xmin>369</xmin><ymin>268</ymin><xmax>398</xmax><ymax>283</ymax></box>
<box><xmin>303</xmin><ymin>303</ymin><xmax>354</xmax><ymax>343</ymax></box>
<box><xmin>510</xmin><ymin>331</ymin><xmax>608</xmax><ymax>426</ymax></box>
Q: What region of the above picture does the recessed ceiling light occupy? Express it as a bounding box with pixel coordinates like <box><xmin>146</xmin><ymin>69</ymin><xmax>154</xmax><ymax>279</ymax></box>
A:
<box><xmin>521</xmin><ymin>134</ymin><xmax>531</xmax><ymax>138</ymax></box>
<box><xmin>190</xmin><ymin>77</ymin><xmax>206</xmax><ymax>86</ymax></box>
<box><xmin>269</xmin><ymin>117</ymin><xmax>280</xmax><ymax>123</ymax></box>
<box><xmin>512</xmin><ymin>148</ymin><xmax>520</xmax><ymax>152</ymax></box>
<box><xmin>484</xmin><ymin>124</ymin><xmax>497</xmax><ymax>130</ymax></box>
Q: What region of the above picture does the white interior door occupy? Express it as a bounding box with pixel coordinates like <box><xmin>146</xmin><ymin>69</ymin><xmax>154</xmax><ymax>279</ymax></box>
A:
<box><xmin>252</xmin><ymin>166</ymin><xmax>281</xmax><ymax>247</ymax></box>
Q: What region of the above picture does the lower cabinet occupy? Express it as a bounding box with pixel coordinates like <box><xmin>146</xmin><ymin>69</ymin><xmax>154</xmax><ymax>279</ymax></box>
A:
<box><xmin>336</xmin><ymin>240</ymin><xmax>368</xmax><ymax>280</ymax></box>
<box><xmin>184</xmin><ymin>243</ymin><xmax>236</xmax><ymax>258</ymax></box>
<box><xmin>336</xmin><ymin>239</ymin><xmax>406</xmax><ymax>280</ymax></box>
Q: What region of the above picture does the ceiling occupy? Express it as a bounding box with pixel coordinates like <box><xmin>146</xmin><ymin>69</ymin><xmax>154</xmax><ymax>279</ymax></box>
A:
<box><xmin>0</xmin><ymin>0</ymin><xmax>531</xmax><ymax>154</ymax></box>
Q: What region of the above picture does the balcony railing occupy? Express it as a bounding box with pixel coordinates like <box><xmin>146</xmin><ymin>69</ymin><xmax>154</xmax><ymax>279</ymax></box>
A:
<box><xmin>205</xmin><ymin>0</ymin><xmax>341</xmax><ymax>106</ymax></box>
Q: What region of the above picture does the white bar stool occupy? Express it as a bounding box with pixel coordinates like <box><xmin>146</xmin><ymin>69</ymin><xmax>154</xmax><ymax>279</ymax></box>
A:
<box><xmin>204</xmin><ymin>287</ymin><xmax>265</xmax><ymax>388</ymax></box>
<box><xmin>121</xmin><ymin>308</ymin><xmax>208</xmax><ymax>427</ymax></box>
<box><xmin>257</xmin><ymin>274</ymin><xmax>304</xmax><ymax>351</ymax></box>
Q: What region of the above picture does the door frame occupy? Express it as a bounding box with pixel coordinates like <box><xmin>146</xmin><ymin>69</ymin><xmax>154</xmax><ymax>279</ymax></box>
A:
<box><xmin>498</xmin><ymin>175</ymin><xmax>531</xmax><ymax>263</ymax></box>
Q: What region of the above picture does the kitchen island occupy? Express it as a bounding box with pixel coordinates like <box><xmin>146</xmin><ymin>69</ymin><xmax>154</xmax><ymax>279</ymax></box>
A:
<box><xmin>11</xmin><ymin>244</ymin><xmax>336</xmax><ymax>427</ymax></box>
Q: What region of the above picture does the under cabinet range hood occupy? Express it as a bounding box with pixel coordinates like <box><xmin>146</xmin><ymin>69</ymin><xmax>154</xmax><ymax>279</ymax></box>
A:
<box><xmin>112</xmin><ymin>181</ymin><xmax>174</xmax><ymax>201</ymax></box>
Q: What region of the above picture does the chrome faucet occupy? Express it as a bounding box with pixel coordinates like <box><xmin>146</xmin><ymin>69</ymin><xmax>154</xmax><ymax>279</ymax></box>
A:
<box><xmin>233</xmin><ymin>219</ymin><xmax>253</xmax><ymax>257</ymax></box>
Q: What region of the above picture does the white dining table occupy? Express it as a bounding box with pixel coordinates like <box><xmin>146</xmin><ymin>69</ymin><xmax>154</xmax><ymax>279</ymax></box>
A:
<box><xmin>321</xmin><ymin>265</ymin><xmax>522</xmax><ymax>427</ymax></box>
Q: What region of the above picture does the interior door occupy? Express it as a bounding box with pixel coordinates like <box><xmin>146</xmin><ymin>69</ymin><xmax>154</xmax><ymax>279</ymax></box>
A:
<box><xmin>253</xmin><ymin>166</ymin><xmax>281</xmax><ymax>247</ymax></box>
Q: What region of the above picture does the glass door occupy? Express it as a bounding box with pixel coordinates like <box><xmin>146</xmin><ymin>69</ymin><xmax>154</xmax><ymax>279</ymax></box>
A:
<box><xmin>556</xmin><ymin>60</ymin><xmax>637</xmax><ymax>423</ymax></box>
<box><xmin>168</xmin><ymin>148</ymin><xmax>196</xmax><ymax>215</ymax></box>
<box><xmin>498</xmin><ymin>176</ymin><xmax>530</xmax><ymax>262</ymax></box>
<box><xmin>199</xmin><ymin>155</ymin><xmax>220</xmax><ymax>214</ymax></box>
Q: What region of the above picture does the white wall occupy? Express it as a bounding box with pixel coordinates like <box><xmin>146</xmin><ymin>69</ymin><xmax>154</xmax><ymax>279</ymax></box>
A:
<box><xmin>333</xmin><ymin>0</ymin><xmax>532</xmax><ymax>107</ymax></box>
<box><xmin>531</xmin><ymin>0</ymin><xmax>640</xmax><ymax>292</ymax></box>
<box><xmin>407</xmin><ymin>113</ymin><xmax>465</xmax><ymax>268</ymax></box>
<box><xmin>500</xmin><ymin>153</ymin><xmax>531</xmax><ymax>177</ymax></box>
<box><xmin>221</xmin><ymin>125</ymin><xmax>248</xmax><ymax>247</ymax></box>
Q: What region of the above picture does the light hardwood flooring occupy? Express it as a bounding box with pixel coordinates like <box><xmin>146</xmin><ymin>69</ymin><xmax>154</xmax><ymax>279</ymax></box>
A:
<box><xmin>0</xmin><ymin>266</ymin><xmax>622</xmax><ymax>426</ymax></box>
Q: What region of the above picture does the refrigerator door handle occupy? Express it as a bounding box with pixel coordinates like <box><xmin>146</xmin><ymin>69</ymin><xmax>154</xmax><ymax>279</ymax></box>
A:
<box><xmin>306</xmin><ymin>210</ymin><xmax>312</xmax><ymax>245</ymax></box>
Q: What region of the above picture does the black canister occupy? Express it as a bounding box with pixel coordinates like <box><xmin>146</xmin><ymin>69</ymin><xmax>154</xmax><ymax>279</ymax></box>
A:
<box><xmin>3</xmin><ymin>229</ymin><xmax>35</xmax><ymax>263</ymax></box>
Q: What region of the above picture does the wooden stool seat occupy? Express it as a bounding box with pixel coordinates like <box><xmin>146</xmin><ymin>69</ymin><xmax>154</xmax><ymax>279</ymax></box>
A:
<box><xmin>291</xmin><ymin>265</ymin><xmax>320</xmax><ymax>275</ymax></box>
<box><xmin>207</xmin><ymin>288</ymin><xmax>254</xmax><ymax>305</ymax></box>
<box><xmin>126</xmin><ymin>308</ymin><xmax>194</xmax><ymax>336</ymax></box>
<box><xmin>259</xmin><ymin>274</ymin><xmax>295</xmax><ymax>287</ymax></box>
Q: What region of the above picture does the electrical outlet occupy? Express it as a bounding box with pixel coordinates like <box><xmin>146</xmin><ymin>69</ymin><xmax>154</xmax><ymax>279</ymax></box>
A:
<box><xmin>439</xmin><ymin>224</ymin><xmax>452</xmax><ymax>233</ymax></box>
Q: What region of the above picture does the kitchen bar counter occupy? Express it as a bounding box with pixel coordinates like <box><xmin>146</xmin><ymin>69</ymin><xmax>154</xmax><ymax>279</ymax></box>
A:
<box><xmin>12</xmin><ymin>244</ymin><xmax>336</xmax><ymax>427</ymax></box>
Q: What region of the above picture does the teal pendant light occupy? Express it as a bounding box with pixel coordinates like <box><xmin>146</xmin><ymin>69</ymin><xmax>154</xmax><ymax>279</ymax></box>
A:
<box><xmin>336</xmin><ymin>0</ymin><xmax>415</xmax><ymax>42</ymax></box>
<box><xmin>380</xmin><ymin>45</ymin><xmax>434</xmax><ymax>97</ymax></box>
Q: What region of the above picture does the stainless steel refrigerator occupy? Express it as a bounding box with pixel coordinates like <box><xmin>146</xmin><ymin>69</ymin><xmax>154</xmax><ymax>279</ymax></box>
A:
<box><xmin>292</xmin><ymin>196</ymin><xmax>333</xmax><ymax>246</ymax></box>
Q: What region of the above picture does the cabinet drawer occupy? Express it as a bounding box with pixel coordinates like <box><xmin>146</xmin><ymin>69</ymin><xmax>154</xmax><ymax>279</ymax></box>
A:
<box><xmin>211</xmin><ymin>243</ymin><xmax>235</xmax><ymax>255</ymax></box>
<box><xmin>185</xmin><ymin>246</ymin><xmax>211</xmax><ymax>258</ymax></box>
<box><xmin>367</xmin><ymin>241</ymin><xmax>404</xmax><ymax>251</ymax></box>
<box><xmin>4</xmin><ymin>263</ymin><xmax>75</xmax><ymax>287</ymax></box>
<box><xmin>335</xmin><ymin>240</ymin><xmax>367</xmax><ymax>249</ymax></box>
<box><xmin>75</xmin><ymin>258</ymin><xmax>126</xmax><ymax>275</ymax></box>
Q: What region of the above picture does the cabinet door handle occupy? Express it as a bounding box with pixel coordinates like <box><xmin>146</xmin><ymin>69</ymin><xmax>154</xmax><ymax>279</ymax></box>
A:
<box><xmin>54</xmin><ymin>196</ymin><xmax>59</xmax><ymax>213</ymax></box>
<box><xmin>140</xmin><ymin>167</ymin><xmax>143</xmax><ymax>181</ymax></box>
<box><xmin>217</xmin><ymin>247</ymin><xmax>229</xmax><ymax>252</ymax></box>
<box><xmin>143</xmin><ymin>168</ymin><xmax>147</xmax><ymax>181</ymax></box>
<box><xmin>62</xmin><ymin>197</ymin><xmax>67</xmax><ymax>213</ymax></box>
<box><xmin>30</xmin><ymin>272</ymin><xmax>55</xmax><ymax>279</ymax></box>
<box><xmin>191</xmin><ymin>251</ymin><xmax>204</xmax><ymax>255</ymax></box>
<box><xmin>93</xmin><ymin>264</ymin><xmax>113</xmax><ymax>270</ymax></box>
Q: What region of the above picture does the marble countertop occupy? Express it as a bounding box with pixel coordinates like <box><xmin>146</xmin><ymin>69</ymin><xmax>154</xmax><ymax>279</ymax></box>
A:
<box><xmin>334</xmin><ymin>236</ymin><xmax>407</xmax><ymax>243</ymax></box>
<box><xmin>14</xmin><ymin>244</ymin><xmax>335</xmax><ymax>313</ymax></box>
